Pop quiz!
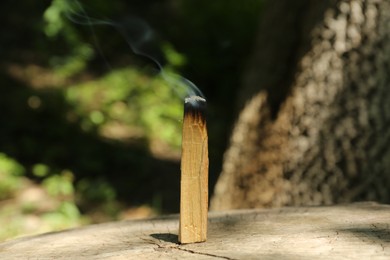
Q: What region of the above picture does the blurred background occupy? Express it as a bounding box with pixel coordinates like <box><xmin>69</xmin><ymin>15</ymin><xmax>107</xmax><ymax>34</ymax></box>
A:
<box><xmin>0</xmin><ymin>0</ymin><xmax>263</xmax><ymax>240</ymax></box>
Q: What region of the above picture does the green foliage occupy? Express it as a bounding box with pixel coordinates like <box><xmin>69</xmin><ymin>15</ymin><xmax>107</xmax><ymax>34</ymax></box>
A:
<box><xmin>65</xmin><ymin>67</ymin><xmax>183</xmax><ymax>148</ymax></box>
<box><xmin>162</xmin><ymin>43</ymin><xmax>187</xmax><ymax>69</ymax></box>
<box><xmin>0</xmin><ymin>159</ymin><xmax>85</xmax><ymax>241</ymax></box>
<box><xmin>42</xmin><ymin>170</ymin><xmax>75</xmax><ymax>197</ymax></box>
<box><xmin>43</xmin><ymin>0</ymin><xmax>72</xmax><ymax>38</ymax></box>
<box><xmin>43</xmin><ymin>0</ymin><xmax>94</xmax><ymax>77</ymax></box>
<box><xmin>42</xmin><ymin>202</ymin><xmax>82</xmax><ymax>230</ymax></box>
<box><xmin>32</xmin><ymin>164</ymin><xmax>50</xmax><ymax>177</ymax></box>
<box><xmin>40</xmin><ymin>170</ymin><xmax>85</xmax><ymax>231</ymax></box>
<box><xmin>0</xmin><ymin>154</ymin><xmax>24</xmax><ymax>177</ymax></box>
<box><xmin>0</xmin><ymin>153</ymin><xmax>25</xmax><ymax>200</ymax></box>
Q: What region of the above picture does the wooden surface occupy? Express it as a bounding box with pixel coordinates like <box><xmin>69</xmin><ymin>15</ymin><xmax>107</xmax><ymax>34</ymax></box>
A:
<box><xmin>0</xmin><ymin>202</ymin><xmax>389</xmax><ymax>259</ymax></box>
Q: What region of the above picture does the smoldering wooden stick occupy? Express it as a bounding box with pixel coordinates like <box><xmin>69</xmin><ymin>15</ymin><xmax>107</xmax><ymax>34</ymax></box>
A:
<box><xmin>179</xmin><ymin>95</ymin><xmax>209</xmax><ymax>244</ymax></box>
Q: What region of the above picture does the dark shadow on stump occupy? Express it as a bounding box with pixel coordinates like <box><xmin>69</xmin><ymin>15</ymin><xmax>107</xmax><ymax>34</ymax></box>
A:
<box><xmin>339</xmin><ymin>227</ymin><xmax>390</xmax><ymax>244</ymax></box>
<box><xmin>150</xmin><ymin>233</ymin><xmax>179</xmax><ymax>244</ymax></box>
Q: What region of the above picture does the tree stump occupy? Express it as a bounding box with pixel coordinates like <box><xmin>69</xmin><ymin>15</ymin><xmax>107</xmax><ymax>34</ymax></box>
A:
<box><xmin>0</xmin><ymin>202</ymin><xmax>389</xmax><ymax>259</ymax></box>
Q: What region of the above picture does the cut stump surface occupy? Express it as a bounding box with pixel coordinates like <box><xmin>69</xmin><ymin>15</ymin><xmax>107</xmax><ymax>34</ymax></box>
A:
<box><xmin>0</xmin><ymin>202</ymin><xmax>389</xmax><ymax>259</ymax></box>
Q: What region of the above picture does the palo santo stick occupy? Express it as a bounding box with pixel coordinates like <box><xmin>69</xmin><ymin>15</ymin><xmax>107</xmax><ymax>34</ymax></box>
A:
<box><xmin>179</xmin><ymin>95</ymin><xmax>209</xmax><ymax>244</ymax></box>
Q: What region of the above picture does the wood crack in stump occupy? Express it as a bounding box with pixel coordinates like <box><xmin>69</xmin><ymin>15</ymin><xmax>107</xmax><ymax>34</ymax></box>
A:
<box><xmin>141</xmin><ymin>237</ymin><xmax>236</xmax><ymax>260</ymax></box>
<box><xmin>174</xmin><ymin>246</ymin><xmax>237</xmax><ymax>260</ymax></box>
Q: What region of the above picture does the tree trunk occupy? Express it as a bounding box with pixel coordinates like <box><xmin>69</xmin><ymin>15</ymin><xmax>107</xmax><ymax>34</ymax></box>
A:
<box><xmin>211</xmin><ymin>0</ymin><xmax>390</xmax><ymax>210</ymax></box>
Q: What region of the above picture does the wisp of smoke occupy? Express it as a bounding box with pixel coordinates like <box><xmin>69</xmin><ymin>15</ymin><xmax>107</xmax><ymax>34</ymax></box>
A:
<box><xmin>64</xmin><ymin>0</ymin><xmax>204</xmax><ymax>99</ymax></box>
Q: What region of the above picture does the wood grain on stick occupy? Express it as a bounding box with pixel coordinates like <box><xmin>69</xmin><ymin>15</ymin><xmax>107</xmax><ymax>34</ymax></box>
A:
<box><xmin>179</xmin><ymin>96</ymin><xmax>209</xmax><ymax>244</ymax></box>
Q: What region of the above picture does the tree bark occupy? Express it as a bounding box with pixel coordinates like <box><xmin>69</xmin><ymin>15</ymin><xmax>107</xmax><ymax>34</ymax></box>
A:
<box><xmin>0</xmin><ymin>203</ymin><xmax>389</xmax><ymax>259</ymax></box>
<box><xmin>211</xmin><ymin>0</ymin><xmax>390</xmax><ymax>210</ymax></box>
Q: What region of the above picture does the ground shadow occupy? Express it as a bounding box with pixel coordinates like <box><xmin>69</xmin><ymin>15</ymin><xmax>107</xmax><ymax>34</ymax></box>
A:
<box><xmin>150</xmin><ymin>233</ymin><xmax>179</xmax><ymax>244</ymax></box>
<box><xmin>338</xmin><ymin>227</ymin><xmax>390</xmax><ymax>244</ymax></box>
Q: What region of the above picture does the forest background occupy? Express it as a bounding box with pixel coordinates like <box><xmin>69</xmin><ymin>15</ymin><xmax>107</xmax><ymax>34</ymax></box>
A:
<box><xmin>0</xmin><ymin>0</ymin><xmax>263</xmax><ymax>240</ymax></box>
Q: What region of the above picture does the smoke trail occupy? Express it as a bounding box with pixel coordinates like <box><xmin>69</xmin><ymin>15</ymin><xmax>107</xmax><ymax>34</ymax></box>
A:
<box><xmin>63</xmin><ymin>0</ymin><xmax>204</xmax><ymax>98</ymax></box>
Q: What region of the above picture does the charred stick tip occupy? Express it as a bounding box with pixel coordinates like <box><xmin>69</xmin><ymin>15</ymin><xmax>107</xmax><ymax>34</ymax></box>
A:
<box><xmin>183</xmin><ymin>96</ymin><xmax>207</xmax><ymax>123</ymax></box>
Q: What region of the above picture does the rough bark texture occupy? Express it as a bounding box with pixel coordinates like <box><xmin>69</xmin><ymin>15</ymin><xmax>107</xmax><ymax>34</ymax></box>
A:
<box><xmin>0</xmin><ymin>203</ymin><xmax>389</xmax><ymax>259</ymax></box>
<box><xmin>211</xmin><ymin>0</ymin><xmax>390</xmax><ymax>210</ymax></box>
